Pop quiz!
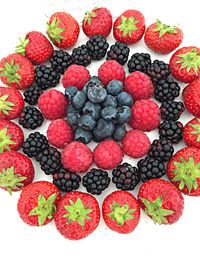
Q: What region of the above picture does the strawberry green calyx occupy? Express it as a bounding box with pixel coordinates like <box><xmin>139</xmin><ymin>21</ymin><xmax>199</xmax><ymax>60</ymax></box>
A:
<box><xmin>172</xmin><ymin>156</ymin><xmax>200</xmax><ymax>192</ymax></box>
<box><xmin>63</xmin><ymin>197</ymin><xmax>92</xmax><ymax>227</ymax></box>
<box><xmin>153</xmin><ymin>19</ymin><xmax>177</xmax><ymax>38</ymax></box>
<box><xmin>84</xmin><ymin>7</ymin><xmax>98</xmax><ymax>25</ymax></box>
<box><xmin>141</xmin><ymin>196</ymin><xmax>174</xmax><ymax>225</ymax></box>
<box><xmin>47</xmin><ymin>18</ymin><xmax>65</xmax><ymax>44</ymax></box>
<box><xmin>0</xmin><ymin>127</ymin><xmax>16</xmax><ymax>153</ymax></box>
<box><xmin>117</xmin><ymin>16</ymin><xmax>140</xmax><ymax>37</ymax></box>
<box><xmin>0</xmin><ymin>59</ymin><xmax>22</xmax><ymax>85</ymax></box>
<box><xmin>176</xmin><ymin>48</ymin><xmax>200</xmax><ymax>74</ymax></box>
<box><xmin>29</xmin><ymin>193</ymin><xmax>57</xmax><ymax>226</ymax></box>
<box><xmin>190</xmin><ymin>119</ymin><xmax>200</xmax><ymax>142</ymax></box>
<box><xmin>0</xmin><ymin>94</ymin><xmax>15</xmax><ymax>115</ymax></box>
<box><xmin>16</xmin><ymin>38</ymin><xmax>29</xmax><ymax>56</ymax></box>
<box><xmin>107</xmin><ymin>201</ymin><xmax>136</xmax><ymax>226</ymax></box>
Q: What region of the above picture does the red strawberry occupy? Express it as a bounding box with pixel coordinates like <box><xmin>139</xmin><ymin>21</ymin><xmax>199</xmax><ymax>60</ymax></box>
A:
<box><xmin>0</xmin><ymin>120</ymin><xmax>24</xmax><ymax>153</ymax></box>
<box><xmin>54</xmin><ymin>191</ymin><xmax>100</xmax><ymax>240</ymax></box>
<box><xmin>47</xmin><ymin>12</ymin><xmax>80</xmax><ymax>49</ymax></box>
<box><xmin>17</xmin><ymin>181</ymin><xmax>61</xmax><ymax>226</ymax></box>
<box><xmin>170</xmin><ymin>46</ymin><xmax>200</xmax><ymax>83</ymax></box>
<box><xmin>16</xmin><ymin>31</ymin><xmax>53</xmax><ymax>65</ymax></box>
<box><xmin>113</xmin><ymin>10</ymin><xmax>145</xmax><ymax>44</ymax></box>
<box><xmin>138</xmin><ymin>179</ymin><xmax>184</xmax><ymax>224</ymax></box>
<box><xmin>82</xmin><ymin>7</ymin><xmax>112</xmax><ymax>38</ymax></box>
<box><xmin>144</xmin><ymin>20</ymin><xmax>183</xmax><ymax>54</ymax></box>
<box><xmin>102</xmin><ymin>190</ymin><xmax>140</xmax><ymax>234</ymax></box>
<box><xmin>0</xmin><ymin>86</ymin><xmax>24</xmax><ymax>120</ymax></box>
<box><xmin>0</xmin><ymin>151</ymin><xmax>34</xmax><ymax>194</ymax></box>
<box><xmin>183</xmin><ymin>117</ymin><xmax>200</xmax><ymax>149</ymax></box>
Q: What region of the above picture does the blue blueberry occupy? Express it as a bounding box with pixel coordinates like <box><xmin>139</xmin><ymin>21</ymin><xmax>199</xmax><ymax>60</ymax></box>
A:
<box><xmin>101</xmin><ymin>94</ymin><xmax>117</xmax><ymax>108</ymax></box>
<box><xmin>116</xmin><ymin>106</ymin><xmax>132</xmax><ymax>124</ymax></box>
<box><xmin>83</xmin><ymin>101</ymin><xmax>101</xmax><ymax>119</ymax></box>
<box><xmin>72</xmin><ymin>91</ymin><xmax>87</xmax><ymax>109</ymax></box>
<box><xmin>116</xmin><ymin>92</ymin><xmax>133</xmax><ymax>107</ymax></box>
<box><xmin>66</xmin><ymin>105</ymin><xmax>80</xmax><ymax>126</ymax></box>
<box><xmin>65</xmin><ymin>86</ymin><xmax>78</xmax><ymax>101</ymax></box>
<box><xmin>87</xmin><ymin>84</ymin><xmax>107</xmax><ymax>103</ymax></box>
<box><xmin>83</xmin><ymin>76</ymin><xmax>103</xmax><ymax>92</ymax></box>
<box><xmin>113</xmin><ymin>124</ymin><xmax>126</xmax><ymax>141</ymax></box>
<box><xmin>78</xmin><ymin>114</ymin><xmax>96</xmax><ymax>130</ymax></box>
<box><xmin>107</xmin><ymin>80</ymin><xmax>123</xmax><ymax>96</ymax></box>
<box><xmin>93</xmin><ymin>118</ymin><xmax>115</xmax><ymax>141</ymax></box>
<box><xmin>75</xmin><ymin>127</ymin><xmax>93</xmax><ymax>144</ymax></box>
<box><xmin>101</xmin><ymin>106</ymin><xmax>117</xmax><ymax>121</ymax></box>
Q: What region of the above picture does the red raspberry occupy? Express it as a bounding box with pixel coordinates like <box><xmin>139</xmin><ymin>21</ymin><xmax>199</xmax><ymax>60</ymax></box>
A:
<box><xmin>47</xmin><ymin>119</ymin><xmax>74</xmax><ymax>149</ymax></box>
<box><xmin>98</xmin><ymin>60</ymin><xmax>125</xmax><ymax>86</ymax></box>
<box><xmin>62</xmin><ymin>65</ymin><xmax>91</xmax><ymax>90</ymax></box>
<box><xmin>124</xmin><ymin>71</ymin><xmax>154</xmax><ymax>100</ymax></box>
<box><xmin>130</xmin><ymin>99</ymin><xmax>160</xmax><ymax>131</ymax></box>
<box><xmin>122</xmin><ymin>130</ymin><xmax>151</xmax><ymax>158</ymax></box>
<box><xmin>61</xmin><ymin>141</ymin><xmax>93</xmax><ymax>172</ymax></box>
<box><xmin>94</xmin><ymin>140</ymin><xmax>123</xmax><ymax>170</ymax></box>
<box><xmin>38</xmin><ymin>89</ymin><xmax>68</xmax><ymax>120</ymax></box>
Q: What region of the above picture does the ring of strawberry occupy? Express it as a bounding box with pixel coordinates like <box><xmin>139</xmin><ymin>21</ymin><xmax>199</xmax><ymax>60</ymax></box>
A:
<box><xmin>138</xmin><ymin>179</ymin><xmax>184</xmax><ymax>225</ymax></box>
<box><xmin>54</xmin><ymin>191</ymin><xmax>100</xmax><ymax>240</ymax></box>
<box><xmin>102</xmin><ymin>190</ymin><xmax>140</xmax><ymax>234</ymax></box>
<box><xmin>17</xmin><ymin>181</ymin><xmax>61</xmax><ymax>226</ymax></box>
<box><xmin>183</xmin><ymin>118</ymin><xmax>200</xmax><ymax>149</ymax></box>
<box><xmin>0</xmin><ymin>151</ymin><xmax>34</xmax><ymax>194</ymax></box>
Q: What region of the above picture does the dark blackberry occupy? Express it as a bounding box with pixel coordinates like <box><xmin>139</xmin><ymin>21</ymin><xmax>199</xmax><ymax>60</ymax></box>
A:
<box><xmin>155</xmin><ymin>77</ymin><xmax>181</xmax><ymax>102</ymax></box>
<box><xmin>23</xmin><ymin>84</ymin><xmax>43</xmax><ymax>105</ymax></box>
<box><xmin>22</xmin><ymin>132</ymin><xmax>49</xmax><ymax>158</ymax></box>
<box><xmin>107</xmin><ymin>41</ymin><xmax>130</xmax><ymax>65</ymax></box>
<box><xmin>72</xmin><ymin>45</ymin><xmax>92</xmax><ymax>67</ymax></box>
<box><xmin>137</xmin><ymin>156</ymin><xmax>166</xmax><ymax>182</ymax></box>
<box><xmin>160</xmin><ymin>101</ymin><xmax>185</xmax><ymax>121</ymax></box>
<box><xmin>128</xmin><ymin>52</ymin><xmax>151</xmax><ymax>73</ymax></box>
<box><xmin>50</xmin><ymin>50</ymin><xmax>73</xmax><ymax>74</ymax></box>
<box><xmin>36</xmin><ymin>146</ymin><xmax>62</xmax><ymax>175</ymax></box>
<box><xmin>146</xmin><ymin>60</ymin><xmax>170</xmax><ymax>84</ymax></box>
<box><xmin>86</xmin><ymin>35</ymin><xmax>109</xmax><ymax>60</ymax></box>
<box><xmin>159</xmin><ymin>120</ymin><xmax>183</xmax><ymax>144</ymax></box>
<box><xmin>34</xmin><ymin>65</ymin><xmax>60</xmax><ymax>90</ymax></box>
<box><xmin>53</xmin><ymin>168</ymin><xmax>81</xmax><ymax>192</ymax></box>
<box><xmin>148</xmin><ymin>139</ymin><xmax>174</xmax><ymax>162</ymax></box>
<box><xmin>82</xmin><ymin>168</ymin><xmax>110</xmax><ymax>195</ymax></box>
<box><xmin>19</xmin><ymin>106</ymin><xmax>44</xmax><ymax>129</ymax></box>
<box><xmin>112</xmin><ymin>163</ymin><xmax>140</xmax><ymax>190</ymax></box>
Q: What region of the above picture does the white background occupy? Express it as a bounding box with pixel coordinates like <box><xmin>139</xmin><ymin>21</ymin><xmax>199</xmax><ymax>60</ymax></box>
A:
<box><xmin>0</xmin><ymin>0</ymin><xmax>199</xmax><ymax>266</ymax></box>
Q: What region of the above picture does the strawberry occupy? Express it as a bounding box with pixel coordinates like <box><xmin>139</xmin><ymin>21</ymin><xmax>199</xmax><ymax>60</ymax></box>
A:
<box><xmin>138</xmin><ymin>179</ymin><xmax>184</xmax><ymax>224</ymax></box>
<box><xmin>102</xmin><ymin>190</ymin><xmax>140</xmax><ymax>234</ymax></box>
<box><xmin>0</xmin><ymin>86</ymin><xmax>24</xmax><ymax>120</ymax></box>
<box><xmin>16</xmin><ymin>31</ymin><xmax>53</xmax><ymax>65</ymax></box>
<box><xmin>54</xmin><ymin>191</ymin><xmax>100</xmax><ymax>240</ymax></box>
<box><xmin>144</xmin><ymin>20</ymin><xmax>183</xmax><ymax>54</ymax></box>
<box><xmin>0</xmin><ymin>120</ymin><xmax>24</xmax><ymax>153</ymax></box>
<box><xmin>113</xmin><ymin>10</ymin><xmax>145</xmax><ymax>44</ymax></box>
<box><xmin>167</xmin><ymin>147</ymin><xmax>200</xmax><ymax>196</ymax></box>
<box><xmin>0</xmin><ymin>151</ymin><xmax>34</xmax><ymax>194</ymax></box>
<box><xmin>17</xmin><ymin>181</ymin><xmax>61</xmax><ymax>226</ymax></box>
<box><xmin>170</xmin><ymin>46</ymin><xmax>200</xmax><ymax>83</ymax></box>
<box><xmin>183</xmin><ymin>117</ymin><xmax>200</xmax><ymax>149</ymax></box>
<box><xmin>82</xmin><ymin>7</ymin><xmax>112</xmax><ymax>38</ymax></box>
<box><xmin>47</xmin><ymin>12</ymin><xmax>80</xmax><ymax>49</ymax></box>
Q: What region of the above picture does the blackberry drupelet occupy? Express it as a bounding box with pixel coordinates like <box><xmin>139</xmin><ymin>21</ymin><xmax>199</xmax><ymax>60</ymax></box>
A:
<box><xmin>23</xmin><ymin>84</ymin><xmax>43</xmax><ymax>105</ymax></box>
<box><xmin>53</xmin><ymin>168</ymin><xmax>81</xmax><ymax>192</ymax></box>
<box><xmin>137</xmin><ymin>156</ymin><xmax>166</xmax><ymax>182</ymax></box>
<box><xmin>86</xmin><ymin>35</ymin><xmax>109</xmax><ymax>60</ymax></box>
<box><xmin>112</xmin><ymin>163</ymin><xmax>140</xmax><ymax>190</ymax></box>
<box><xmin>155</xmin><ymin>77</ymin><xmax>181</xmax><ymax>102</ymax></box>
<box><xmin>19</xmin><ymin>106</ymin><xmax>44</xmax><ymax>129</ymax></box>
<box><xmin>72</xmin><ymin>45</ymin><xmax>92</xmax><ymax>67</ymax></box>
<box><xmin>107</xmin><ymin>41</ymin><xmax>130</xmax><ymax>65</ymax></box>
<box><xmin>160</xmin><ymin>101</ymin><xmax>185</xmax><ymax>121</ymax></box>
<box><xmin>128</xmin><ymin>52</ymin><xmax>151</xmax><ymax>73</ymax></box>
<box><xmin>146</xmin><ymin>60</ymin><xmax>170</xmax><ymax>84</ymax></box>
<box><xmin>148</xmin><ymin>139</ymin><xmax>174</xmax><ymax>162</ymax></box>
<box><xmin>35</xmin><ymin>65</ymin><xmax>60</xmax><ymax>90</ymax></box>
<box><xmin>159</xmin><ymin>120</ymin><xmax>183</xmax><ymax>144</ymax></box>
<box><xmin>50</xmin><ymin>50</ymin><xmax>73</xmax><ymax>74</ymax></box>
<box><xmin>22</xmin><ymin>132</ymin><xmax>49</xmax><ymax>158</ymax></box>
<box><xmin>82</xmin><ymin>168</ymin><xmax>111</xmax><ymax>195</ymax></box>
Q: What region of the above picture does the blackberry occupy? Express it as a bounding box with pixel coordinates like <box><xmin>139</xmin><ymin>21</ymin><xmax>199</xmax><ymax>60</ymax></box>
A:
<box><xmin>137</xmin><ymin>156</ymin><xmax>166</xmax><ymax>182</ymax></box>
<box><xmin>34</xmin><ymin>65</ymin><xmax>60</xmax><ymax>90</ymax></box>
<box><xmin>86</xmin><ymin>35</ymin><xmax>109</xmax><ymax>60</ymax></box>
<box><xmin>36</xmin><ymin>146</ymin><xmax>62</xmax><ymax>175</ymax></box>
<box><xmin>72</xmin><ymin>45</ymin><xmax>92</xmax><ymax>67</ymax></box>
<box><xmin>128</xmin><ymin>52</ymin><xmax>151</xmax><ymax>73</ymax></box>
<box><xmin>82</xmin><ymin>168</ymin><xmax>110</xmax><ymax>195</ymax></box>
<box><xmin>112</xmin><ymin>163</ymin><xmax>140</xmax><ymax>190</ymax></box>
<box><xmin>146</xmin><ymin>60</ymin><xmax>170</xmax><ymax>84</ymax></box>
<box><xmin>155</xmin><ymin>77</ymin><xmax>181</xmax><ymax>102</ymax></box>
<box><xmin>148</xmin><ymin>139</ymin><xmax>174</xmax><ymax>162</ymax></box>
<box><xmin>159</xmin><ymin>120</ymin><xmax>183</xmax><ymax>144</ymax></box>
<box><xmin>53</xmin><ymin>168</ymin><xmax>81</xmax><ymax>192</ymax></box>
<box><xmin>50</xmin><ymin>50</ymin><xmax>73</xmax><ymax>74</ymax></box>
<box><xmin>19</xmin><ymin>106</ymin><xmax>44</xmax><ymax>129</ymax></box>
<box><xmin>23</xmin><ymin>84</ymin><xmax>43</xmax><ymax>105</ymax></box>
<box><xmin>160</xmin><ymin>101</ymin><xmax>185</xmax><ymax>121</ymax></box>
<box><xmin>22</xmin><ymin>132</ymin><xmax>49</xmax><ymax>158</ymax></box>
<box><xmin>107</xmin><ymin>41</ymin><xmax>130</xmax><ymax>65</ymax></box>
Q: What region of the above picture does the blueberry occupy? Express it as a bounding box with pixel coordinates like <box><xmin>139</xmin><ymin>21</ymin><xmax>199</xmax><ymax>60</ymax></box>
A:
<box><xmin>78</xmin><ymin>114</ymin><xmax>96</xmax><ymax>130</ymax></box>
<box><xmin>93</xmin><ymin>118</ymin><xmax>115</xmax><ymax>141</ymax></box>
<box><xmin>83</xmin><ymin>76</ymin><xmax>103</xmax><ymax>92</ymax></box>
<box><xmin>65</xmin><ymin>86</ymin><xmax>78</xmax><ymax>101</ymax></box>
<box><xmin>107</xmin><ymin>80</ymin><xmax>123</xmax><ymax>96</ymax></box>
<box><xmin>113</xmin><ymin>124</ymin><xmax>126</xmax><ymax>141</ymax></box>
<box><xmin>90</xmin><ymin>76</ymin><xmax>102</xmax><ymax>85</ymax></box>
<box><xmin>101</xmin><ymin>106</ymin><xmax>117</xmax><ymax>121</ymax></box>
<box><xmin>66</xmin><ymin>105</ymin><xmax>80</xmax><ymax>126</ymax></box>
<box><xmin>87</xmin><ymin>84</ymin><xmax>107</xmax><ymax>103</ymax></box>
<box><xmin>83</xmin><ymin>101</ymin><xmax>101</xmax><ymax>119</ymax></box>
<box><xmin>72</xmin><ymin>91</ymin><xmax>87</xmax><ymax>109</ymax></box>
<box><xmin>101</xmin><ymin>94</ymin><xmax>117</xmax><ymax>108</ymax></box>
<box><xmin>116</xmin><ymin>92</ymin><xmax>133</xmax><ymax>106</ymax></box>
<box><xmin>75</xmin><ymin>127</ymin><xmax>93</xmax><ymax>144</ymax></box>
<box><xmin>116</xmin><ymin>106</ymin><xmax>132</xmax><ymax>124</ymax></box>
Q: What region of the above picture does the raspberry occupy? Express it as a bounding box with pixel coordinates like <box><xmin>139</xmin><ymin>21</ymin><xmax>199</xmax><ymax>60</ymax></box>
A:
<box><xmin>98</xmin><ymin>60</ymin><xmax>126</xmax><ymax>86</ymax></box>
<box><xmin>47</xmin><ymin>119</ymin><xmax>74</xmax><ymax>149</ymax></box>
<box><xmin>62</xmin><ymin>64</ymin><xmax>91</xmax><ymax>90</ymax></box>
<box><xmin>124</xmin><ymin>71</ymin><xmax>154</xmax><ymax>100</ymax></box>
<box><xmin>94</xmin><ymin>140</ymin><xmax>123</xmax><ymax>170</ymax></box>
<box><xmin>38</xmin><ymin>89</ymin><xmax>68</xmax><ymax>120</ymax></box>
<box><xmin>122</xmin><ymin>130</ymin><xmax>151</xmax><ymax>158</ymax></box>
<box><xmin>130</xmin><ymin>99</ymin><xmax>160</xmax><ymax>131</ymax></box>
<box><xmin>61</xmin><ymin>141</ymin><xmax>93</xmax><ymax>173</ymax></box>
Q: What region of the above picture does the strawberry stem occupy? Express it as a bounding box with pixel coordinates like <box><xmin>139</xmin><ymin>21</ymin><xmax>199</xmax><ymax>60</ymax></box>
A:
<box><xmin>16</xmin><ymin>38</ymin><xmax>29</xmax><ymax>56</ymax></box>
<box><xmin>0</xmin><ymin>127</ymin><xmax>16</xmax><ymax>153</ymax></box>
<box><xmin>176</xmin><ymin>48</ymin><xmax>200</xmax><ymax>74</ymax></box>
<box><xmin>0</xmin><ymin>93</ymin><xmax>15</xmax><ymax>116</ymax></box>
<box><xmin>47</xmin><ymin>18</ymin><xmax>65</xmax><ymax>44</ymax></box>
<box><xmin>153</xmin><ymin>19</ymin><xmax>177</xmax><ymax>38</ymax></box>
<box><xmin>117</xmin><ymin>16</ymin><xmax>140</xmax><ymax>37</ymax></box>
<box><xmin>0</xmin><ymin>59</ymin><xmax>22</xmax><ymax>85</ymax></box>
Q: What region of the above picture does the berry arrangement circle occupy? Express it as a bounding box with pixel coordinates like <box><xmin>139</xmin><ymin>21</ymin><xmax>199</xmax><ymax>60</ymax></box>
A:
<box><xmin>0</xmin><ymin>7</ymin><xmax>200</xmax><ymax>240</ymax></box>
